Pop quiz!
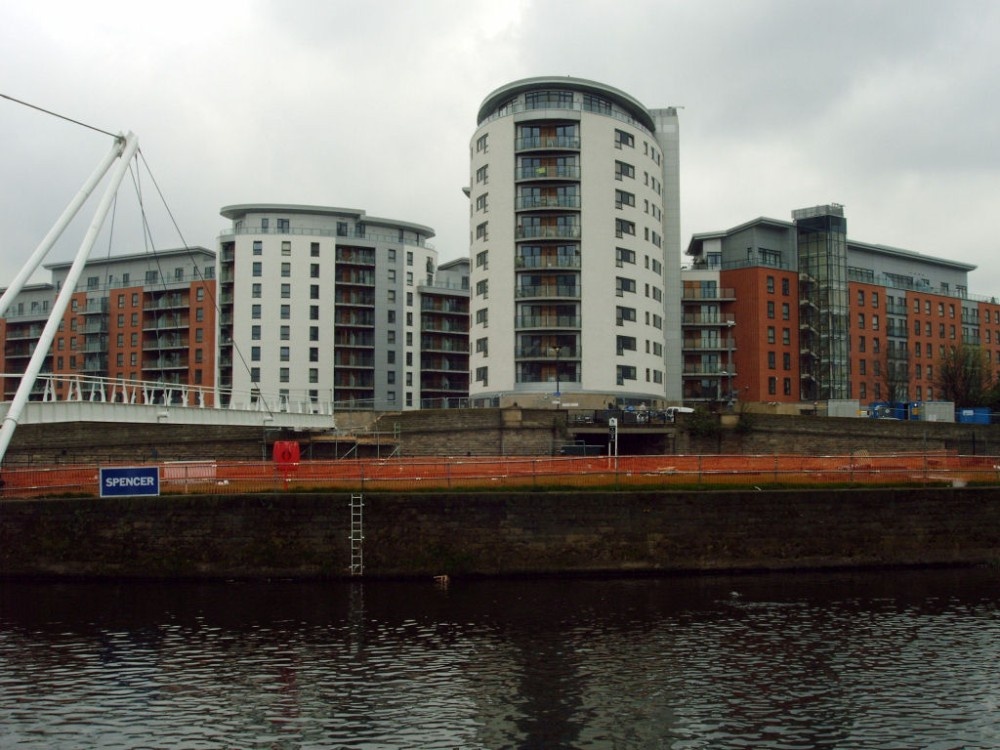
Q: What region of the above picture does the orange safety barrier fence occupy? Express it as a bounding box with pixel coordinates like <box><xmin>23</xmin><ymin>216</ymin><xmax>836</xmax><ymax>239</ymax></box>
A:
<box><xmin>2</xmin><ymin>452</ymin><xmax>999</xmax><ymax>498</ymax></box>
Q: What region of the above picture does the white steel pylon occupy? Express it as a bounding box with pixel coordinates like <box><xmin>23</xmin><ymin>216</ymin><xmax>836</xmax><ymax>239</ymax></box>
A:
<box><xmin>0</xmin><ymin>132</ymin><xmax>140</xmax><ymax>465</ymax></box>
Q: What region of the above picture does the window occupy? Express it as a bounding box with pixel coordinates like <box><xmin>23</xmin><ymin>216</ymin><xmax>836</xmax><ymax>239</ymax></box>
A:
<box><xmin>614</xmin><ymin>161</ymin><xmax>635</xmax><ymax>180</ymax></box>
<box><xmin>783</xmin><ymin>353</ymin><xmax>791</xmax><ymax>370</ymax></box>
<box><xmin>616</xmin><ymin>306</ymin><xmax>636</xmax><ymax>324</ymax></box>
<box><xmin>476</xmin><ymin>308</ymin><xmax>488</xmax><ymax>327</ymax></box>
<box><xmin>858</xmin><ymin>313</ymin><xmax>865</xmax><ymax>329</ymax></box>
<box><xmin>615</xmin><ymin>189</ymin><xmax>635</xmax><ymax>208</ymax></box>
<box><xmin>280</xmin><ymin>325</ymin><xmax>290</xmax><ymax>340</ymax></box>
<box><xmin>476</xmin><ymin>222</ymin><xmax>488</xmax><ymax>241</ymax></box>
<box><xmin>476</xmin><ymin>337</ymin><xmax>488</xmax><ymax>356</ymax></box>
<box><xmin>476</xmin><ymin>165</ymin><xmax>488</xmax><ymax>184</ymax></box>
<box><xmin>476</xmin><ymin>366</ymin><xmax>488</xmax><ymax>385</ymax></box>
<box><xmin>767</xmin><ymin>301</ymin><xmax>775</xmax><ymax>319</ymax></box>
<box><xmin>616</xmin><ymin>365</ymin><xmax>637</xmax><ymax>384</ymax></box>
<box><xmin>782</xmin><ymin>328</ymin><xmax>791</xmax><ymax>345</ymax></box>
<box><xmin>476</xmin><ymin>133</ymin><xmax>488</xmax><ymax>153</ymax></box>
<box><xmin>281</xmin><ymin>262</ymin><xmax>291</xmax><ymax>277</ymax></box>
<box><xmin>768</xmin><ymin>351</ymin><xmax>776</xmax><ymax>369</ymax></box>
<box><xmin>476</xmin><ymin>279</ymin><xmax>489</xmax><ymax>298</ymax></box>
<box><xmin>251</xmin><ymin>304</ymin><xmax>261</xmax><ymax>319</ymax></box>
<box><xmin>281</xmin><ymin>304</ymin><xmax>290</xmax><ymax>319</ymax></box>
<box><xmin>252</xmin><ymin>262</ymin><xmax>262</xmax><ymax>277</ymax></box>
<box><xmin>310</xmin><ymin>284</ymin><xmax>319</xmax><ymax>300</ymax></box>
<box><xmin>310</xmin><ymin>263</ymin><xmax>320</xmax><ymax>279</ymax></box>
<box><xmin>311</xmin><ymin>242</ymin><xmax>320</xmax><ymax>257</ymax></box>
<box><xmin>616</xmin><ymin>277</ymin><xmax>636</xmax><ymax>296</ymax></box>
<box><xmin>767</xmin><ymin>276</ymin><xmax>775</xmax><ymax>294</ymax></box>
<box><xmin>783</xmin><ymin>378</ymin><xmax>792</xmax><ymax>396</ymax></box>
<box><xmin>872</xmin><ymin>315</ymin><xmax>879</xmax><ymax>331</ymax></box>
<box><xmin>251</xmin><ymin>325</ymin><xmax>261</xmax><ymax>340</ymax></box>
<box><xmin>475</xmin><ymin>250</ymin><xmax>488</xmax><ymax>269</ymax></box>
<box><xmin>616</xmin><ymin>335</ymin><xmax>637</xmax><ymax>354</ymax></box>
<box><xmin>279</xmin><ymin>368</ymin><xmax>289</xmax><ymax>383</ymax></box>
<box><xmin>614</xmin><ymin>129</ymin><xmax>634</xmax><ymax>148</ymax></box>
<box><xmin>251</xmin><ymin>346</ymin><xmax>261</xmax><ymax>362</ymax></box>
<box><xmin>615</xmin><ymin>219</ymin><xmax>635</xmax><ymax>238</ymax></box>
<box><xmin>781</xmin><ymin>278</ymin><xmax>790</xmax><ymax>296</ymax></box>
<box><xmin>280</xmin><ymin>347</ymin><xmax>290</xmax><ymax>362</ymax></box>
<box><xmin>781</xmin><ymin>303</ymin><xmax>790</xmax><ymax>320</ymax></box>
<box><xmin>281</xmin><ymin>283</ymin><xmax>291</xmax><ymax>299</ymax></box>
<box><xmin>616</xmin><ymin>247</ymin><xmax>636</xmax><ymax>266</ymax></box>
<box><xmin>253</xmin><ymin>241</ymin><xmax>262</xmax><ymax>255</ymax></box>
<box><xmin>768</xmin><ymin>377</ymin><xmax>777</xmax><ymax>395</ymax></box>
<box><xmin>767</xmin><ymin>327</ymin><xmax>776</xmax><ymax>344</ymax></box>
<box><xmin>857</xmin><ymin>290</ymin><xmax>865</xmax><ymax>306</ymax></box>
<box><xmin>476</xmin><ymin>193</ymin><xmax>488</xmax><ymax>212</ymax></box>
<box><xmin>859</xmin><ymin>336</ymin><xmax>866</xmax><ymax>352</ymax></box>
<box><xmin>278</xmin><ymin>219</ymin><xmax>290</xmax><ymax>233</ymax></box>
<box><xmin>310</xmin><ymin>305</ymin><xmax>319</xmax><ymax>320</ymax></box>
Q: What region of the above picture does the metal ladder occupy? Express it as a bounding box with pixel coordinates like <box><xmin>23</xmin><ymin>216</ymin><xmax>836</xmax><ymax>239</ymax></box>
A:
<box><xmin>349</xmin><ymin>493</ymin><xmax>364</xmax><ymax>576</ymax></box>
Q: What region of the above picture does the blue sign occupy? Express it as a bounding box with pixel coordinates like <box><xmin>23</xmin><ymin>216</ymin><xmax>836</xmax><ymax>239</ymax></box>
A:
<box><xmin>100</xmin><ymin>466</ymin><xmax>160</xmax><ymax>498</ymax></box>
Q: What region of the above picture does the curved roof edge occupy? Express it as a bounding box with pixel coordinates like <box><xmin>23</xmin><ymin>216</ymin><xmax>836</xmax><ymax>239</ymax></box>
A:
<box><xmin>220</xmin><ymin>203</ymin><xmax>435</xmax><ymax>238</ymax></box>
<box><xmin>477</xmin><ymin>76</ymin><xmax>656</xmax><ymax>132</ymax></box>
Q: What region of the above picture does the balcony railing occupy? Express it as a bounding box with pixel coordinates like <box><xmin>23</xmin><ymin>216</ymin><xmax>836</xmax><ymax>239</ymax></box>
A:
<box><xmin>515</xmin><ymin>256</ymin><xmax>581</xmax><ymax>269</ymax></box>
<box><xmin>515</xmin><ymin>195</ymin><xmax>582</xmax><ymax>210</ymax></box>
<box><xmin>681</xmin><ymin>313</ymin><xmax>736</xmax><ymax>326</ymax></box>
<box><xmin>682</xmin><ymin>288</ymin><xmax>736</xmax><ymax>301</ymax></box>
<box><xmin>515</xmin><ymin>225</ymin><xmax>581</xmax><ymax>240</ymax></box>
<box><xmin>515</xmin><ymin>346</ymin><xmax>581</xmax><ymax>359</ymax></box>
<box><xmin>682</xmin><ymin>338</ymin><xmax>736</xmax><ymax>351</ymax></box>
<box><xmin>514</xmin><ymin>135</ymin><xmax>581</xmax><ymax>151</ymax></box>
<box><xmin>515</xmin><ymin>165</ymin><xmax>581</xmax><ymax>181</ymax></box>
<box><xmin>515</xmin><ymin>285</ymin><xmax>581</xmax><ymax>299</ymax></box>
<box><xmin>515</xmin><ymin>315</ymin><xmax>581</xmax><ymax>329</ymax></box>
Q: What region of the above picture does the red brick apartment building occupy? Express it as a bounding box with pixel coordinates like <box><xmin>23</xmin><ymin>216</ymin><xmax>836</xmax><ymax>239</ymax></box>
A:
<box><xmin>684</xmin><ymin>204</ymin><xmax>1000</xmax><ymax>409</ymax></box>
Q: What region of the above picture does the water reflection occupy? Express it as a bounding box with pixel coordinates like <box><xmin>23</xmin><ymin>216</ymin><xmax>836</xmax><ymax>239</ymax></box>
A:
<box><xmin>1</xmin><ymin>568</ymin><xmax>997</xmax><ymax>749</ymax></box>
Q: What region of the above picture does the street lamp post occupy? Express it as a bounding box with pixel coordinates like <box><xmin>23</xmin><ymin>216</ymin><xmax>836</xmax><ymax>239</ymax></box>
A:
<box><xmin>553</xmin><ymin>345</ymin><xmax>562</xmax><ymax>399</ymax></box>
<box><xmin>726</xmin><ymin>319</ymin><xmax>736</xmax><ymax>405</ymax></box>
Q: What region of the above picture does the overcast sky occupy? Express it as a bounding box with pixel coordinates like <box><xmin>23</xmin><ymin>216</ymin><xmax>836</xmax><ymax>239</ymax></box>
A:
<box><xmin>2</xmin><ymin>0</ymin><xmax>999</xmax><ymax>296</ymax></box>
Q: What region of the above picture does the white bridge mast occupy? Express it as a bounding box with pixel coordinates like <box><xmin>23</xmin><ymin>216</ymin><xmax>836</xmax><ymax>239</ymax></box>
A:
<box><xmin>0</xmin><ymin>131</ymin><xmax>140</xmax><ymax>465</ymax></box>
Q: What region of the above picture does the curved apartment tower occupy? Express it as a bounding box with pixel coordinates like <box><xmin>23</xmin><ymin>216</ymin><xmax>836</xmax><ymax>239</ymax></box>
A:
<box><xmin>468</xmin><ymin>77</ymin><xmax>681</xmax><ymax>407</ymax></box>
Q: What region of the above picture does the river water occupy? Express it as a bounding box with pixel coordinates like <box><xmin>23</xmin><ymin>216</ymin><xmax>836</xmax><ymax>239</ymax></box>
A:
<box><xmin>1</xmin><ymin>568</ymin><xmax>997</xmax><ymax>749</ymax></box>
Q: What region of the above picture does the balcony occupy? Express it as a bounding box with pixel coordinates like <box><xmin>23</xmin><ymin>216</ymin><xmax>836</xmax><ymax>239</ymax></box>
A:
<box><xmin>682</xmin><ymin>364</ymin><xmax>738</xmax><ymax>377</ymax></box>
<box><xmin>143</xmin><ymin>356</ymin><xmax>189</xmax><ymax>370</ymax></box>
<box><xmin>515</xmin><ymin>165</ymin><xmax>581</xmax><ymax>181</ymax></box>
<box><xmin>682</xmin><ymin>338</ymin><xmax>736</xmax><ymax>352</ymax></box>
<box><xmin>421</xmin><ymin>338</ymin><xmax>469</xmax><ymax>353</ymax></box>
<box><xmin>515</xmin><ymin>315</ymin><xmax>581</xmax><ymax>329</ymax></box>
<box><xmin>515</xmin><ymin>225</ymin><xmax>581</xmax><ymax>240</ymax></box>
<box><xmin>681</xmin><ymin>313</ymin><xmax>735</xmax><ymax>326</ymax></box>
<box><xmin>143</xmin><ymin>335</ymin><xmax>188</xmax><ymax>350</ymax></box>
<box><xmin>515</xmin><ymin>135</ymin><xmax>581</xmax><ymax>151</ymax></box>
<box><xmin>682</xmin><ymin>288</ymin><xmax>736</xmax><ymax>301</ymax></box>
<box><xmin>515</xmin><ymin>255</ymin><xmax>581</xmax><ymax>269</ymax></box>
<box><xmin>515</xmin><ymin>285</ymin><xmax>581</xmax><ymax>299</ymax></box>
<box><xmin>515</xmin><ymin>346</ymin><xmax>581</xmax><ymax>359</ymax></box>
<box><xmin>515</xmin><ymin>195</ymin><xmax>582</xmax><ymax>211</ymax></box>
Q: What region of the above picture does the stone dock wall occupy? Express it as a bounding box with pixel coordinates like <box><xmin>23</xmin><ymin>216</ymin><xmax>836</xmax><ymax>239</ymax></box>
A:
<box><xmin>2</xmin><ymin>487</ymin><xmax>997</xmax><ymax>579</ymax></box>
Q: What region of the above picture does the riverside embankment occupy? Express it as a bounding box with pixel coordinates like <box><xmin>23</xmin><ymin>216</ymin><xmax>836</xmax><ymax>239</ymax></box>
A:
<box><xmin>2</xmin><ymin>486</ymin><xmax>998</xmax><ymax>579</ymax></box>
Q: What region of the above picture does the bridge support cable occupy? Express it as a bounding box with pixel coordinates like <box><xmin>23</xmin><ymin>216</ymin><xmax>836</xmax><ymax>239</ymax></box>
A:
<box><xmin>0</xmin><ymin>132</ymin><xmax>140</xmax><ymax>465</ymax></box>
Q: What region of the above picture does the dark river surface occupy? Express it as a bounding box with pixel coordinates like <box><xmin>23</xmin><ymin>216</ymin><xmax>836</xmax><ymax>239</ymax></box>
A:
<box><xmin>1</xmin><ymin>567</ymin><xmax>997</xmax><ymax>749</ymax></box>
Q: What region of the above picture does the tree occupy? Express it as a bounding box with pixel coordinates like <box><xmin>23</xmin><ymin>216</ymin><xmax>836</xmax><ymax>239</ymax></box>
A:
<box><xmin>935</xmin><ymin>343</ymin><xmax>992</xmax><ymax>407</ymax></box>
<box><xmin>878</xmin><ymin>345</ymin><xmax>909</xmax><ymax>404</ymax></box>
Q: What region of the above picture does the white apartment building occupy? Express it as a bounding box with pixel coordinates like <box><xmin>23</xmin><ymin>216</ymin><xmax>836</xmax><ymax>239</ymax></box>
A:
<box><xmin>217</xmin><ymin>204</ymin><xmax>448</xmax><ymax>412</ymax></box>
<box><xmin>468</xmin><ymin>77</ymin><xmax>681</xmax><ymax>407</ymax></box>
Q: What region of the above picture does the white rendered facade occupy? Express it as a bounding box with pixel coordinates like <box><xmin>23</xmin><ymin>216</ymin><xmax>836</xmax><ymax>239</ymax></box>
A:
<box><xmin>217</xmin><ymin>205</ymin><xmax>438</xmax><ymax>412</ymax></box>
<box><xmin>468</xmin><ymin>77</ymin><xmax>681</xmax><ymax>406</ymax></box>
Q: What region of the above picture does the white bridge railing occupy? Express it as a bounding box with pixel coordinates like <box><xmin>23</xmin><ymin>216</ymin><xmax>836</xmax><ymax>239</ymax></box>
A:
<box><xmin>2</xmin><ymin>373</ymin><xmax>339</xmax><ymax>417</ymax></box>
